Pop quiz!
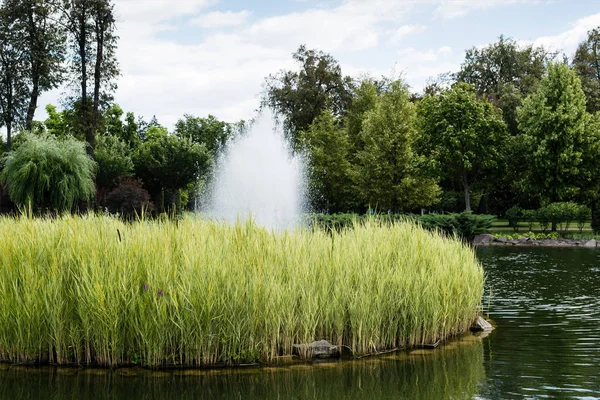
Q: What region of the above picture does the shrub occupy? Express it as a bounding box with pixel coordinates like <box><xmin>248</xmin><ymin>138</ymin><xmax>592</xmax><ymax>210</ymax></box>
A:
<box><xmin>575</xmin><ymin>205</ymin><xmax>591</xmax><ymax>233</ymax></box>
<box><xmin>536</xmin><ymin>207</ymin><xmax>551</xmax><ymax>232</ymax></box>
<box><xmin>104</xmin><ymin>177</ymin><xmax>154</xmax><ymax>218</ymax></box>
<box><xmin>543</xmin><ymin>202</ymin><xmax>579</xmax><ymax>235</ymax></box>
<box><xmin>521</xmin><ymin>209</ymin><xmax>536</xmax><ymax>231</ymax></box>
<box><xmin>0</xmin><ymin>133</ymin><xmax>96</xmax><ymax>212</ymax></box>
<box><xmin>420</xmin><ymin>212</ymin><xmax>494</xmax><ymax>240</ymax></box>
<box><xmin>94</xmin><ymin>134</ymin><xmax>134</xmax><ymax>194</ymax></box>
<box><xmin>592</xmin><ymin>203</ymin><xmax>600</xmax><ymax>234</ymax></box>
<box><xmin>505</xmin><ymin>206</ymin><xmax>523</xmax><ymax>231</ymax></box>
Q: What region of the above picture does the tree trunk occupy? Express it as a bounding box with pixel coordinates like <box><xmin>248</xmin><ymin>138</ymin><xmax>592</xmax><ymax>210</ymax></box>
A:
<box><xmin>462</xmin><ymin>173</ymin><xmax>471</xmax><ymax>212</ymax></box>
<box><xmin>78</xmin><ymin>8</ymin><xmax>91</xmax><ymax>156</ymax></box>
<box><xmin>92</xmin><ymin>18</ymin><xmax>103</xmax><ymax>142</ymax></box>
<box><xmin>6</xmin><ymin>121</ymin><xmax>11</xmax><ymax>153</ymax></box>
<box><xmin>25</xmin><ymin>80</ymin><xmax>39</xmax><ymax>131</ymax></box>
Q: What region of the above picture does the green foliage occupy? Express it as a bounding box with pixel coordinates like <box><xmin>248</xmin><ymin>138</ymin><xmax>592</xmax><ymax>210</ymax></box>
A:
<box><xmin>356</xmin><ymin>79</ymin><xmax>440</xmax><ymax>212</ymax></box>
<box><xmin>0</xmin><ymin>133</ymin><xmax>96</xmax><ymax>211</ymax></box>
<box><xmin>174</xmin><ymin>114</ymin><xmax>235</xmax><ymax>156</ymax></box>
<box><xmin>94</xmin><ymin>133</ymin><xmax>134</xmax><ymax>193</ymax></box>
<box><xmin>573</xmin><ymin>28</ymin><xmax>600</xmax><ymax>113</ymax></box>
<box><xmin>262</xmin><ymin>45</ymin><xmax>353</xmax><ymax>150</ymax></box>
<box><xmin>535</xmin><ymin>206</ymin><xmax>551</xmax><ymax>232</ymax></box>
<box><xmin>576</xmin><ymin>204</ymin><xmax>591</xmax><ymax>232</ymax></box>
<box><xmin>505</xmin><ymin>206</ymin><xmax>523</xmax><ymax>231</ymax></box>
<box><xmin>0</xmin><ymin>215</ymin><xmax>483</xmax><ymax>367</ymax></box>
<box><xmin>592</xmin><ymin>202</ymin><xmax>600</xmax><ymax>234</ymax></box>
<box><xmin>500</xmin><ymin>231</ymin><xmax>559</xmax><ymax>241</ymax></box>
<box><xmin>133</xmin><ymin>130</ymin><xmax>212</xmax><ymax>212</ymax></box>
<box><xmin>299</xmin><ymin>110</ymin><xmax>353</xmax><ymax>212</ymax></box>
<box><xmin>104</xmin><ymin>177</ymin><xmax>153</xmax><ymax>218</ymax></box>
<box><xmin>542</xmin><ymin>202</ymin><xmax>580</xmax><ymax>235</ymax></box>
<box><xmin>522</xmin><ymin>209</ymin><xmax>537</xmax><ymax>231</ymax></box>
<box><xmin>416</xmin><ymin>82</ymin><xmax>508</xmax><ymax>211</ymax></box>
<box><xmin>420</xmin><ymin>212</ymin><xmax>495</xmax><ymax>240</ymax></box>
<box><xmin>457</xmin><ymin>35</ymin><xmax>553</xmax><ymax>135</ymax></box>
<box><xmin>516</xmin><ymin>63</ymin><xmax>590</xmax><ymax>203</ymax></box>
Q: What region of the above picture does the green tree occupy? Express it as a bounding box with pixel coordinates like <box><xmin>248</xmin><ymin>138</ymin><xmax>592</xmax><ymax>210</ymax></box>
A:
<box><xmin>94</xmin><ymin>133</ymin><xmax>133</xmax><ymax>193</ymax></box>
<box><xmin>457</xmin><ymin>35</ymin><xmax>553</xmax><ymax>135</ymax></box>
<box><xmin>299</xmin><ymin>110</ymin><xmax>352</xmax><ymax>213</ymax></box>
<box><xmin>516</xmin><ymin>63</ymin><xmax>590</xmax><ymax>206</ymax></box>
<box><xmin>262</xmin><ymin>45</ymin><xmax>353</xmax><ymax>150</ymax></box>
<box><xmin>121</xmin><ymin>111</ymin><xmax>139</xmax><ymax>148</ymax></box>
<box><xmin>345</xmin><ymin>78</ymin><xmax>379</xmax><ymax>161</ymax></box>
<box><xmin>61</xmin><ymin>0</ymin><xmax>119</xmax><ymax>155</ymax></box>
<box><xmin>355</xmin><ymin>79</ymin><xmax>440</xmax><ymax>212</ymax></box>
<box><xmin>0</xmin><ymin>132</ymin><xmax>96</xmax><ymax>211</ymax></box>
<box><xmin>133</xmin><ymin>128</ymin><xmax>212</xmax><ymax>212</ymax></box>
<box><xmin>174</xmin><ymin>114</ymin><xmax>234</xmax><ymax>156</ymax></box>
<box><xmin>572</xmin><ymin>27</ymin><xmax>600</xmax><ymax>113</ymax></box>
<box><xmin>417</xmin><ymin>82</ymin><xmax>508</xmax><ymax>212</ymax></box>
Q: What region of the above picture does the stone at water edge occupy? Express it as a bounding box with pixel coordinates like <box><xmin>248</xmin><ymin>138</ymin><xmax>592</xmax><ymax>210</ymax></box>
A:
<box><xmin>472</xmin><ymin>234</ymin><xmax>493</xmax><ymax>245</ymax></box>
<box><xmin>470</xmin><ymin>316</ymin><xmax>494</xmax><ymax>332</ymax></box>
<box><xmin>584</xmin><ymin>239</ymin><xmax>597</xmax><ymax>247</ymax></box>
<box><xmin>292</xmin><ymin>340</ymin><xmax>339</xmax><ymax>359</ymax></box>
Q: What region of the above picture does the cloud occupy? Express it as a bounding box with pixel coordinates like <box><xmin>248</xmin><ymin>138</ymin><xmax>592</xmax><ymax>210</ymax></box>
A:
<box><xmin>528</xmin><ymin>12</ymin><xmax>600</xmax><ymax>56</ymax></box>
<box><xmin>434</xmin><ymin>0</ymin><xmax>540</xmax><ymax>19</ymax></box>
<box><xmin>398</xmin><ymin>46</ymin><xmax>453</xmax><ymax>63</ymax></box>
<box><xmin>191</xmin><ymin>10</ymin><xmax>251</xmax><ymax>28</ymax></box>
<box><xmin>389</xmin><ymin>25</ymin><xmax>427</xmax><ymax>45</ymax></box>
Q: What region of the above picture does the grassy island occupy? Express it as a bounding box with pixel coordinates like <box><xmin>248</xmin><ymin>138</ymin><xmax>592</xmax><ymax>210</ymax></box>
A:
<box><xmin>0</xmin><ymin>215</ymin><xmax>483</xmax><ymax>368</ymax></box>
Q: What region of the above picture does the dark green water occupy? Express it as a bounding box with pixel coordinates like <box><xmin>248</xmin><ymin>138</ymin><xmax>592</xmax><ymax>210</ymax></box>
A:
<box><xmin>1</xmin><ymin>247</ymin><xmax>599</xmax><ymax>399</ymax></box>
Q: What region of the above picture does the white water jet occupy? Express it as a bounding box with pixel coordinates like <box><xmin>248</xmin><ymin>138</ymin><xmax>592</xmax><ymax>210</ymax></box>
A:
<box><xmin>203</xmin><ymin>114</ymin><xmax>306</xmax><ymax>230</ymax></box>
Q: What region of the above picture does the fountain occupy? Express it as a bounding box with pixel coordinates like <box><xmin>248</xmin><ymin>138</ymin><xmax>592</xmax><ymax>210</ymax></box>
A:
<box><xmin>203</xmin><ymin>113</ymin><xmax>307</xmax><ymax>230</ymax></box>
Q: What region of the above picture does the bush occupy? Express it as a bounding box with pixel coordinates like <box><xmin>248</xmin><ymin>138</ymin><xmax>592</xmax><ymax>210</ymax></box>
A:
<box><xmin>592</xmin><ymin>202</ymin><xmax>600</xmax><ymax>234</ymax></box>
<box><xmin>536</xmin><ymin>207</ymin><xmax>551</xmax><ymax>232</ymax></box>
<box><xmin>104</xmin><ymin>177</ymin><xmax>154</xmax><ymax>218</ymax></box>
<box><xmin>0</xmin><ymin>133</ymin><xmax>96</xmax><ymax>212</ymax></box>
<box><xmin>420</xmin><ymin>212</ymin><xmax>495</xmax><ymax>240</ymax></box>
<box><xmin>94</xmin><ymin>134</ymin><xmax>134</xmax><ymax>194</ymax></box>
<box><xmin>543</xmin><ymin>202</ymin><xmax>579</xmax><ymax>235</ymax></box>
<box><xmin>522</xmin><ymin>209</ymin><xmax>536</xmax><ymax>231</ymax></box>
<box><xmin>505</xmin><ymin>206</ymin><xmax>523</xmax><ymax>231</ymax></box>
<box><xmin>575</xmin><ymin>205</ymin><xmax>591</xmax><ymax>233</ymax></box>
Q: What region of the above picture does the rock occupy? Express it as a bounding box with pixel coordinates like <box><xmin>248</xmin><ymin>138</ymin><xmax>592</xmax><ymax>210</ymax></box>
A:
<box><xmin>293</xmin><ymin>340</ymin><xmax>339</xmax><ymax>359</ymax></box>
<box><xmin>494</xmin><ymin>237</ymin><xmax>508</xmax><ymax>244</ymax></box>
<box><xmin>472</xmin><ymin>234</ymin><xmax>492</xmax><ymax>245</ymax></box>
<box><xmin>508</xmin><ymin>240</ymin><xmax>520</xmax><ymax>245</ymax></box>
<box><xmin>470</xmin><ymin>316</ymin><xmax>494</xmax><ymax>332</ymax></box>
<box><xmin>518</xmin><ymin>237</ymin><xmax>531</xmax><ymax>243</ymax></box>
<box><xmin>544</xmin><ymin>239</ymin><xmax>560</xmax><ymax>246</ymax></box>
<box><xmin>584</xmin><ymin>239</ymin><xmax>597</xmax><ymax>247</ymax></box>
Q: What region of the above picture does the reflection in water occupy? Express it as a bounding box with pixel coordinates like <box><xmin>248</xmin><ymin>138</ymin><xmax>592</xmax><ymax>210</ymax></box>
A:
<box><xmin>0</xmin><ymin>338</ymin><xmax>484</xmax><ymax>400</ymax></box>
<box><xmin>478</xmin><ymin>247</ymin><xmax>600</xmax><ymax>399</ymax></box>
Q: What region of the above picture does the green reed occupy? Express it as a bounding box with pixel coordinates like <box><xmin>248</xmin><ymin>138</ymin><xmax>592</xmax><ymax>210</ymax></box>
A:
<box><xmin>0</xmin><ymin>214</ymin><xmax>484</xmax><ymax>368</ymax></box>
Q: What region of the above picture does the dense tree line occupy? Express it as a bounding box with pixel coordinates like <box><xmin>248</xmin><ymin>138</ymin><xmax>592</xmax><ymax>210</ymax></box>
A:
<box><xmin>1</xmin><ymin>0</ymin><xmax>599</xmax><ymax>229</ymax></box>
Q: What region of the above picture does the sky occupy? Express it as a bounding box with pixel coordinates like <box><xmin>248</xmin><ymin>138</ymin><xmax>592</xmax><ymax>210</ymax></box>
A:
<box><xmin>32</xmin><ymin>0</ymin><xmax>600</xmax><ymax>130</ymax></box>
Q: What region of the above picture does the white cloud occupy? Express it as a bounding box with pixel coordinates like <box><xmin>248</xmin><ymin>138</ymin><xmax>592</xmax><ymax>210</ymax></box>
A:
<box><xmin>398</xmin><ymin>46</ymin><xmax>453</xmax><ymax>63</ymax></box>
<box><xmin>434</xmin><ymin>0</ymin><xmax>540</xmax><ymax>19</ymax></box>
<box><xmin>389</xmin><ymin>25</ymin><xmax>427</xmax><ymax>45</ymax></box>
<box><xmin>191</xmin><ymin>10</ymin><xmax>251</xmax><ymax>28</ymax></box>
<box><xmin>529</xmin><ymin>12</ymin><xmax>600</xmax><ymax>56</ymax></box>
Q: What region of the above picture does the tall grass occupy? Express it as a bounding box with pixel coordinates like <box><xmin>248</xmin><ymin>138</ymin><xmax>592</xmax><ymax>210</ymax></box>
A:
<box><xmin>0</xmin><ymin>215</ymin><xmax>484</xmax><ymax>368</ymax></box>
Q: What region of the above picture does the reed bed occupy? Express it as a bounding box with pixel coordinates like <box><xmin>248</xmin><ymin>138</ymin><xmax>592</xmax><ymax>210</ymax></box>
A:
<box><xmin>0</xmin><ymin>215</ymin><xmax>484</xmax><ymax>368</ymax></box>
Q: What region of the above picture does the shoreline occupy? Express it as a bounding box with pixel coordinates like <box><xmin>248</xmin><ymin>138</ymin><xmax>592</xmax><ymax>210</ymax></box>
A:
<box><xmin>473</xmin><ymin>234</ymin><xmax>598</xmax><ymax>248</ymax></box>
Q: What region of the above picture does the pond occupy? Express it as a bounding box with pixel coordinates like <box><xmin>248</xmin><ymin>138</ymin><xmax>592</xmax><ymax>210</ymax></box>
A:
<box><xmin>1</xmin><ymin>246</ymin><xmax>598</xmax><ymax>399</ymax></box>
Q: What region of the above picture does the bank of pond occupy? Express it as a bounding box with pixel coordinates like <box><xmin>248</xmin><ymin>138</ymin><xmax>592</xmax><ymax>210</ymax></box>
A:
<box><xmin>0</xmin><ymin>215</ymin><xmax>483</xmax><ymax>368</ymax></box>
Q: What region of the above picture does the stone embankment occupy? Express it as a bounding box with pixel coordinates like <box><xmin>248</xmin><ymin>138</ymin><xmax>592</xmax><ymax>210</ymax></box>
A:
<box><xmin>473</xmin><ymin>234</ymin><xmax>598</xmax><ymax>248</ymax></box>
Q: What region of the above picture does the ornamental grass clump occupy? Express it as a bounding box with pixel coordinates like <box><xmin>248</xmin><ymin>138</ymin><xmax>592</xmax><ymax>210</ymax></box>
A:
<box><xmin>0</xmin><ymin>215</ymin><xmax>484</xmax><ymax>368</ymax></box>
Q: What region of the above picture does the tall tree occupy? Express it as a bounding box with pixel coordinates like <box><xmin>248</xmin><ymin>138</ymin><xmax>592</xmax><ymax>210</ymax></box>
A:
<box><xmin>355</xmin><ymin>79</ymin><xmax>440</xmax><ymax>212</ymax></box>
<box><xmin>572</xmin><ymin>27</ymin><xmax>600</xmax><ymax>113</ymax></box>
<box><xmin>7</xmin><ymin>0</ymin><xmax>66</xmax><ymax>131</ymax></box>
<box><xmin>516</xmin><ymin>63</ymin><xmax>590</xmax><ymax>206</ymax></box>
<box><xmin>262</xmin><ymin>45</ymin><xmax>353</xmax><ymax>150</ymax></box>
<box><xmin>416</xmin><ymin>82</ymin><xmax>508</xmax><ymax>212</ymax></box>
<box><xmin>174</xmin><ymin>114</ymin><xmax>235</xmax><ymax>156</ymax></box>
<box><xmin>61</xmin><ymin>0</ymin><xmax>118</xmax><ymax>155</ymax></box>
<box><xmin>457</xmin><ymin>35</ymin><xmax>554</xmax><ymax>135</ymax></box>
<box><xmin>298</xmin><ymin>109</ymin><xmax>353</xmax><ymax>213</ymax></box>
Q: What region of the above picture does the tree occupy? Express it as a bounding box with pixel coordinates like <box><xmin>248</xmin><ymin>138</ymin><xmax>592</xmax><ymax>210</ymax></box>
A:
<box><xmin>457</xmin><ymin>35</ymin><xmax>554</xmax><ymax>135</ymax></box>
<box><xmin>61</xmin><ymin>0</ymin><xmax>118</xmax><ymax>155</ymax></box>
<box><xmin>345</xmin><ymin>78</ymin><xmax>379</xmax><ymax>162</ymax></box>
<box><xmin>262</xmin><ymin>45</ymin><xmax>353</xmax><ymax>150</ymax></box>
<box><xmin>4</xmin><ymin>0</ymin><xmax>66</xmax><ymax>131</ymax></box>
<box><xmin>516</xmin><ymin>63</ymin><xmax>589</xmax><ymax>206</ymax></box>
<box><xmin>0</xmin><ymin>4</ymin><xmax>29</xmax><ymax>151</ymax></box>
<box><xmin>417</xmin><ymin>82</ymin><xmax>508</xmax><ymax>212</ymax></box>
<box><xmin>94</xmin><ymin>133</ymin><xmax>133</xmax><ymax>194</ymax></box>
<box><xmin>298</xmin><ymin>110</ymin><xmax>353</xmax><ymax>213</ymax></box>
<box><xmin>573</xmin><ymin>27</ymin><xmax>600</xmax><ymax>113</ymax></box>
<box><xmin>133</xmin><ymin>128</ymin><xmax>212</xmax><ymax>212</ymax></box>
<box><xmin>0</xmin><ymin>133</ymin><xmax>96</xmax><ymax>211</ymax></box>
<box><xmin>355</xmin><ymin>80</ymin><xmax>440</xmax><ymax>212</ymax></box>
<box><xmin>174</xmin><ymin>114</ymin><xmax>234</xmax><ymax>156</ymax></box>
